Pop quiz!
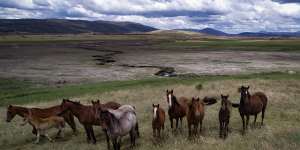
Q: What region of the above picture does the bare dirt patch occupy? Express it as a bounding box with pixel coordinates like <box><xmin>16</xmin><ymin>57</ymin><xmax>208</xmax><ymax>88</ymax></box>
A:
<box><xmin>0</xmin><ymin>42</ymin><xmax>300</xmax><ymax>85</ymax></box>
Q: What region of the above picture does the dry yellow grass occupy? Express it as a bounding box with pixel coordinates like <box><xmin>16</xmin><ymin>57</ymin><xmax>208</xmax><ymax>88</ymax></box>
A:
<box><xmin>1</xmin><ymin>79</ymin><xmax>299</xmax><ymax>150</ymax></box>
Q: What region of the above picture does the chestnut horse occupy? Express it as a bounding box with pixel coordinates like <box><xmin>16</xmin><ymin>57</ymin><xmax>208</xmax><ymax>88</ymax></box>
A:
<box><xmin>166</xmin><ymin>89</ymin><xmax>189</xmax><ymax>129</ymax></box>
<box><xmin>187</xmin><ymin>97</ymin><xmax>217</xmax><ymax>137</ymax></box>
<box><xmin>152</xmin><ymin>104</ymin><xmax>165</xmax><ymax>137</ymax></box>
<box><xmin>6</xmin><ymin>104</ymin><xmax>77</xmax><ymax>136</ymax></box>
<box><xmin>219</xmin><ymin>94</ymin><xmax>232</xmax><ymax>139</ymax></box>
<box><xmin>187</xmin><ymin>97</ymin><xmax>204</xmax><ymax>137</ymax></box>
<box><xmin>60</xmin><ymin>99</ymin><xmax>121</xmax><ymax>144</ymax></box>
<box><xmin>237</xmin><ymin>86</ymin><xmax>268</xmax><ymax>134</ymax></box>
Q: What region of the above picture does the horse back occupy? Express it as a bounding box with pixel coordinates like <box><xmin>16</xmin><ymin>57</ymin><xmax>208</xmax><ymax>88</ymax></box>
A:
<box><xmin>31</xmin><ymin>105</ymin><xmax>62</xmax><ymax>118</ymax></box>
<box><xmin>253</xmin><ymin>92</ymin><xmax>268</xmax><ymax>107</ymax></box>
<box><xmin>102</xmin><ymin>102</ymin><xmax>121</xmax><ymax>110</ymax></box>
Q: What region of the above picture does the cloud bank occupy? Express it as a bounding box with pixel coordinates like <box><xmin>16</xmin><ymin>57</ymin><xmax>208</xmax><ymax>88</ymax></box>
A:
<box><xmin>0</xmin><ymin>0</ymin><xmax>300</xmax><ymax>33</ymax></box>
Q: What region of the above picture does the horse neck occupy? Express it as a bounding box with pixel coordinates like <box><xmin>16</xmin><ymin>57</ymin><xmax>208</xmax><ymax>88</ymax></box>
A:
<box><xmin>67</xmin><ymin>103</ymin><xmax>86</xmax><ymax>117</ymax></box>
<box><xmin>170</xmin><ymin>96</ymin><xmax>180</xmax><ymax>109</ymax></box>
<box><xmin>240</xmin><ymin>93</ymin><xmax>251</xmax><ymax>106</ymax></box>
<box><xmin>13</xmin><ymin>106</ymin><xmax>29</xmax><ymax>118</ymax></box>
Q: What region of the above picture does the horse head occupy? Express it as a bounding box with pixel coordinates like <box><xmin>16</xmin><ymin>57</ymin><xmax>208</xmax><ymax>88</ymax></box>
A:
<box><xmin>190</xmin><ymin>97</ymin><xmax>201</xmax><ymax>116</ymax></box>
<box><xmin>166</xmin><ymin>89</ymin><xmax>175</xmax><ymax>108</ymax></box>
<box><xmin>238</xmin><ymin>86</ymin><xmax>250</xmax><ymax>103</ymax></box>
<box><xmin>6</xmin><ymin>105</ymin><xmax>16</xmax><ymax>122</ymax></box>
<box><xmin>221</xmin><ymin>94</ymin><xmax>229</xmax><ymax>110</ymax></box>
<box><xmin>152</xmin><ymin>104</ymin><xmax>160</xmax><ymax>119</ymax></box>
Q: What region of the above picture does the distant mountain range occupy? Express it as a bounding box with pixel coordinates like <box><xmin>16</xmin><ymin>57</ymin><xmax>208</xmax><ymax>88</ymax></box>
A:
<box><xmin>177</xmin><ymin>28</ymin><xmax>300</xmax><ymax>37</ymax></box>
<box><xmin>0</xmin><ymin>19</ymin><xmax>156</xmax><ymax>34</ymax></box>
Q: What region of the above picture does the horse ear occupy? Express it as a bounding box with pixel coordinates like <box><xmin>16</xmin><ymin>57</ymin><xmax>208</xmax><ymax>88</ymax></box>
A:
<box><xmin>8</xmin><ymin>105</ymin><xmax>12</xmax><ymax>108</ymax></box>
<box><xmin>192</xmin><ymin>97</ymin><xmax>195</xmax><ymax>101</ymax></box>
<box><xmin>221</xmin><ymin>94</ymin><xmax>224</xmax><ymax>98</ymax></box>
<box><xmin>226</xmin><ymin>95</ymin><xmax>229</xmax><ymax>98</ymax></box>
<box><xmin>97</xmin><ymin>100</ymin><xmax>100</xmax><ymax>103</ymax></box>
<box><xmin>197</xmin><ymin>97</ymin><xmax>200</xmax><ymax>101</ymax></box>
<box><xmin>152</xmin><ymin>104</ymin><xmax>155</xmax><ymax>107</ymax></box>
<box><xmin>157</xmin><ymin>104</ymin><xmax>160</xmax><ymax>108</ymax></box>
<box><xmin>247</xmin><ymin>86</ymin><xmax>250</xmax><ymax>89</ymax></box>
<box><xmin>171</xmin><ymin>89</ymin><xmax>173</xmax><ymax>93</ymax></box>
<box><xmin>166</xmin><ymin>89</ymin><xmax>169</xmax><ymax>93</ymax></box>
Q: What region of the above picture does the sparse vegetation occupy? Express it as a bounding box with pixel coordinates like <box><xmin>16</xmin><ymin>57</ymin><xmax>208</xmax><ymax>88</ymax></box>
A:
<box><xmin>0</xmin><ymin>72</ymin><xmax>300</xmax><ymax>150</ymax></box>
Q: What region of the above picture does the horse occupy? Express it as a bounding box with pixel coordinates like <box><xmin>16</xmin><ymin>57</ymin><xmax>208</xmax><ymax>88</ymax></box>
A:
<box><xmin>237</xmin><ymin>86</ymin><xmax>268</xmax><ymax>134</ymax></box>
<box><xmin>187</xmin><ymin>97</ymin><xmax>204</xmax><ymax>137</ymax></box>
<box><xmin>219</xmin><ymin>94</ymin><xmax>232</xmax><ymax>139</ymax></box>
<box><xmin>21</xmin><ymin>109</ymin><xmax>65</xmax><ymax>144</ymax></box>
<box><xmin>60</xmin><ymin>99</ymin><xmax>100</xmax><ymax>144</ymax></box>
<box><xmin>99</xmin><ymin>105</ymin><xmax>139</xmax><ymax>150</ymax></box>
<box><xmin>152</xmin><ymin>104</ymin><xmax>165</xmax><ymax>137</ymax></box>
<box><xmin>166</xmin><ymin>89</ymin><xmax>189</xmax><ymax>129</ymax></box>
<box><xmin>6</xmin><ymin>104</ymin><xmax>77</xmax><ymax>136</ymax></box>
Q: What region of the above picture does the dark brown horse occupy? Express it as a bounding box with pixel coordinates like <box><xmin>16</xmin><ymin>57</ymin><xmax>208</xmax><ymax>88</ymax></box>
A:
<box><xmin>152</xmin><ymin>104</ymin><xmax>165</xmax><ymax>137</ymax></box>
<box><xmin>166</xmin><ymin>89</ymin><xmax>189</xmax><ymax>129</ymax></box>
<box><xmin>237</xmin><ymin>86</ymin><xmax>268</xmax><ymax>134</ymax></box>
<box><xmin>6</xmin><ymin>104</ymin><xmax>77</xmax><ymax>136</ymax></box>
<box><xmin>60</xmin><ymin>99</ymin><xmax>100</xmax><ymax>144</ymax></box>
<box><xmin>187</xmin><ymin>97</ymin><xmax>204</xmax><ymax>137</ymax></box>
<box><xmin>219</xmin><ymin>94</ymin><xmax>232</xmax><ymax>139</ymax></box>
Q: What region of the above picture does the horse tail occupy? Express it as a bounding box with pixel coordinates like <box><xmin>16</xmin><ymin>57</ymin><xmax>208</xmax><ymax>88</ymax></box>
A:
<box><xmin>232</xmin><ymin>103</ymin><xmax>240</xmax><ymax>108</ymax></box>
<box><xmin>203</xmin><ymin>96</ymin><xmax>217</xmax><ymax>105</ymax></box>
<box><xmin>135</xmin><ymin>122</ymin><xmax>140</xmax><ymax>138</ymax></box>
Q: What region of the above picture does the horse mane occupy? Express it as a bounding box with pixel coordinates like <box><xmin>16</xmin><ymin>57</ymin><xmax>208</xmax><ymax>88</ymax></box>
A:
<box><xmin>65</xmin><ymin>99</ymin><xmax>81</xmax><ymax>106</ymax></box>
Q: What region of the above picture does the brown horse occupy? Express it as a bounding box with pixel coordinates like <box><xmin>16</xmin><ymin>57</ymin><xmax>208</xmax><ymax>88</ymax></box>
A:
<box><xmin>237</xmin><ymin>86</ymin><xmax>268</xmax><ymax>134</ymax></box>
<box><xmin>152</xmin><ymin>104</ymin><xmax>165</xmax><ymax>137</ymax></box>
<box><xmin>60</xmin><ymin>99</ymin><xmax>100</xmax><ymax>144</ymax></box>
<box><xmin>219</xmin><ymin>94</ymin><xmax>232</xmax><ymax>139</ymax></box>
<box><xmin>166</xmin><ymin>89</ymin><xmax>189</xmax><ymax>129</ymax></box>
<box><xmin>187</xmin><ymin>97</ymin><xmax>204</xmax><ymax>137</ymax></box>
<box><xmin>6</xmin><ymin>104</ymin><xmax>77</xmax><ymax>136</ymax></box>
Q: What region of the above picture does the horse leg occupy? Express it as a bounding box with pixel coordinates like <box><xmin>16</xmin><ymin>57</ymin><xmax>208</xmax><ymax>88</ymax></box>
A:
<box><xmin>180</xmin><ymin>117</ymin><xmax>183</xmax><ymax>129</ymax></box>
<box><xmin>225</xmin><ymin>121</ymin><xmax>229</xmax><ymax>138</ymax></box>
<box><xmin>153</xmin><ymin>128</ymin><xmax>156</xmax><ymax>137</ymax></box>
<box><xmin>112</xmin><ymin>138</ymin><xmax>117</xmax><ymax>150</ymax></box>
<box><xmin>170</xmin><ymin>118</ymin><xmax>173</xmax><ymax>129</ymax></box>
<box><xmin>240</xmin><ymin>113</ymin><xmax>245</xmax><ymax>134</ymax></box>
<box><xmin>246</xmin><ymin>115</ymin><xmax>250</xmax><ymax>130</ymax></box>
<box><xmin>64</xmin><ymin>112</ymin><xmax>77</xmax><ymax>135</ymax></box>
<box><xmin>32</xmin><ymin>126</ymin><xmax>37</xmax><ymax>135</ymax></box>
<box><xmin>200</xmin><ymin>120</ymin><xmax>203</xmax><ymax>133</ymax></box>
<box><xmin>176</xmin><ymin>118</ymin><xmax>179</xmax><ymax>129</ymax></box>
<box><xmin>45</xmin><ymin>133</ymin><xmax>54</xmax><ymax>142</ymax></box>
<box><xmin>261</xmin><ymin>106</ymin><xmax>266</xmax><ymax>126</ymax></box>
<box><xmin>188</xmin><ymin>123</ymin><xmax>192</xmax><ymax>137</ymax></box>
<box><xmin>195</xmin><ymin>123</ymin><xmax>199</xmax><ymax>136</ymax></box>
<box><xmin>35</xmin><ymin>130</ymin><xmax>40</xmax><ymax>144</ymax></box>
<box><xmin>90</xmin><ymin>126</ymin><xmax>97</xmax><ymax>144</ymax></box>
<box><xmin>103</xmin><ymin>129</ymin><xmax>110</xmax><ymax>150</ymax></box>
<box><xmin>253</xmin><ymin>114</ymin><xmax>257</xmax><ymax>127</ymax></box>
<box><xmin>219</xmin><ymin>121</ymin><xmax>223</xmax><ymax>138</ymax></box>
<box><xmin>84</xmin><ymin>125</ymin><xmax>91</xmax><ymax>143</ymax></box>
<box><xmin>136</xmin><ymin>122</ymin><xmax>140</xmax><ymax>138</ymax></box>
<box><xmin>158</xmin><ymin>128</ymin><xmax>161</xmax><ymax>138</ymax></box>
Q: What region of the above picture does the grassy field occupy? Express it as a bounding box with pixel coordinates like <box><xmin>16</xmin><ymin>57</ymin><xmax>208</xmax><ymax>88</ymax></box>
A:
<box><xmin>1</xmin><ymin>72</ymin><xmax>300</xmax><ymax>150</ymax></box>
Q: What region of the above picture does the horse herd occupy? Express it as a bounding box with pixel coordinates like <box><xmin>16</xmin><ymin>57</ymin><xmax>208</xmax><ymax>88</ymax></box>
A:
<box><xmin>6</xmin><ymin>85</ymin><xmax>268</xmax><ymax>150</ymax></box>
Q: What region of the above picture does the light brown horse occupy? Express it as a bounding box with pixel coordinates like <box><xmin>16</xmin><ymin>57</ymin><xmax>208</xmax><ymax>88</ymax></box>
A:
<box><xmin>21</xmin><ymin>109</ymin><xmax>65</xmax><ymax>144</ymax></box>
<box><xmin>166</xmin><ymin>89</ymin><xmax>189</xmax><ymax>129</ymax></box>
<box><xmin>187</xmin><ymin>97</ymin><xmax>204</xmax><ymax>137</ymax></box>
<box><xmin>6</xmin><ymin>104</ymin><xmax>77</xmax><ymax>136</ymax></box>
<box><xmin>237</xmin><ymin>86</ymin><xmax>268</xmax><ymax>134</ymax></box>
<box><xmin>219</xmin><ymin>94</ymin><xmax>232</xmax><ymax>139</ymax></box>
<box><xmin>152</xmin><ymin>104</ymin><xmax>165</xmax><ymax>137</ymax></box>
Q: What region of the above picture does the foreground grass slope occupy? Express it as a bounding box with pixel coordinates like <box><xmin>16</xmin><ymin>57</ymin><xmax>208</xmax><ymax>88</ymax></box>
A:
<box><xmin>0</xmin><ymin>72</ymin><xmax>299</xmax><ymax>150</ymax></box>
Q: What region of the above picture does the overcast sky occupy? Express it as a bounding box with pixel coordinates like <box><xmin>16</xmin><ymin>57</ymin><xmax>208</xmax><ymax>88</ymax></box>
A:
<box><xmin>0</xmin><ymin>0</ymin><xmax>300</xmax><ymax>33</ymax></box>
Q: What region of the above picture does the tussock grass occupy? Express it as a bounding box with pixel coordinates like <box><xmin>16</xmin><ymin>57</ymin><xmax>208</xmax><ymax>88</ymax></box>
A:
<box><xmin>0</xmin><ymin>75</ymin><xmax>299</xmax><ymax>150</ymax></box>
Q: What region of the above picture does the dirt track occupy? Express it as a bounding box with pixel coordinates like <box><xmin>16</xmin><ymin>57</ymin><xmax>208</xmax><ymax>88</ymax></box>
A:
<box><xmin>0</xmin><ymin>42</ymin><xmax>299</xmax><ymax>85</ymax></box>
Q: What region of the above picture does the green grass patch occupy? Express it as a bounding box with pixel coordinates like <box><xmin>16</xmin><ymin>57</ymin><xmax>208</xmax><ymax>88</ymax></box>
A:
<box><xmin>0</xmin><ymin>72</ymin><xmax>299</xmax><ymax>106</ymax></box>
<box><xmin>158</xmin><ymin>39</ymin><xmax>300</xmax><ymax>52</ymax></box>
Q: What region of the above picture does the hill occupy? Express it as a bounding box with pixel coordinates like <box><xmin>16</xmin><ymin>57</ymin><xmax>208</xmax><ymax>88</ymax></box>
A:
<box><xmin>0</xmin><ymin>19</ymin><xmax>156</xmax><ymax>34</ymax></box>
